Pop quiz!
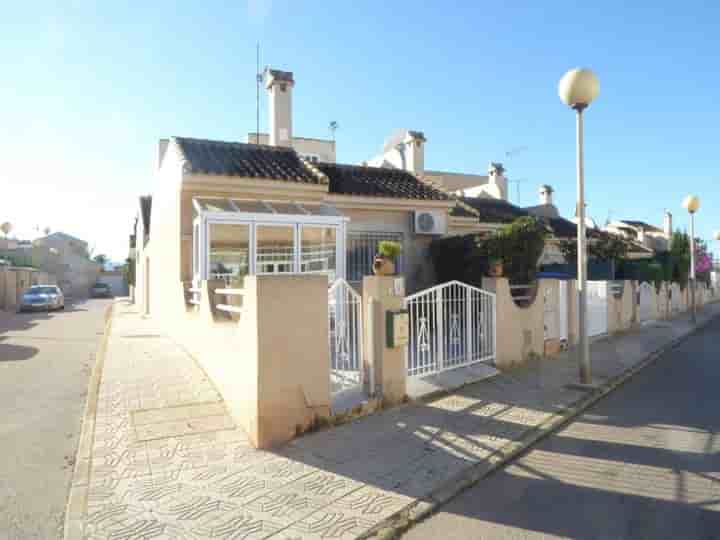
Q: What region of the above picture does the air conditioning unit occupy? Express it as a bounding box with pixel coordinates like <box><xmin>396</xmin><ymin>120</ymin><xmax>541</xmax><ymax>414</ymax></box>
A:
<box><xmin>413</xmin><ymin>211</ymin><xmax>446</xmax><ymax>235</ymax></box>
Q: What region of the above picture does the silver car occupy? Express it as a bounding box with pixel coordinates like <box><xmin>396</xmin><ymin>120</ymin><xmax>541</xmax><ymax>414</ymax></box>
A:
<box><xmin>18</xmin><ymin>285</ymin><xmax>65</xmax><ymax>312</ymax></box>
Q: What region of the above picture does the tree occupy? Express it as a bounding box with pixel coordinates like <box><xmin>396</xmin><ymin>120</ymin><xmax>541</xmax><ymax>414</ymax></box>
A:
<box><xmin>477</xmin><ymin>216</ymin><xmax>548</xmax><ymax>282</ymax></box>
<box><xmin>669</xmin><ymin>230</ymin><xmax>691</xmax><ymax>285</ymax></box>
<box><xmin>558</xmin><ymin>232</ymin><xmax>629</xmax><ymax>265</ymax></box>
<box><xmin>1</xmin><ymin>222</ymin><xmax>12</xmax><ymax>238</ymax></box>
<box><xmin>93</xmin><ymin>254</ymin><xmax>109</xmax><ymax>265</ymax></box>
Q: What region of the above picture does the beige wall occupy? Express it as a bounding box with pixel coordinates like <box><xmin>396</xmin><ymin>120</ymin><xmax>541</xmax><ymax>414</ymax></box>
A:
<box><xmin>482</xmin><ymin>277</ymin><xmax>548</xmax><ymax>369</ymax></box>
<box><xmin>362</xmin><ymin>276</ymin><xmax>406</xmax><ymax>404</ymax></box>
<box><xmin>165</xmin><ymin>275</ymin><xmax>330</xmax><ymax>449</ymax></box>
<box><xmin>425</xmin><ymin>170</ymin><xmax>488</xmax><ymax>193</ymax></box>
<box><xmin>247</xmin><ymin>133</ymin><xmax>336</xmax><ymax>163</ymax></box>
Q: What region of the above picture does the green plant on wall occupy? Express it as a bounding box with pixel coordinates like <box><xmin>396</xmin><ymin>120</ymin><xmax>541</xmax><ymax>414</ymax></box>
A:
<box><xmin>477</xmin><ymin>216</ymin><xmax>548</xmax><ymax>283</ymax></box>
<box><xmin>377</xmin><ymin>240</ymin><xmax>402</xmax><ymax>260</ymax></box>
<box><xmin>669</xmin><ymin>230</ymin><xmax>691</xmax><ymax>286</ymax></box>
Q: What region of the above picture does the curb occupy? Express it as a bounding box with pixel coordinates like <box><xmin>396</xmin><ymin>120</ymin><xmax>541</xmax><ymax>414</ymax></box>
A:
<box><xmin>62</xmin><ymin>302</ymin><xmax>115</xmax><ymax>540</ymax></box>
<box><xmin>361</xmin><ymin>311</ymin><xmax>720</xmax><ymax>540</ymax></box>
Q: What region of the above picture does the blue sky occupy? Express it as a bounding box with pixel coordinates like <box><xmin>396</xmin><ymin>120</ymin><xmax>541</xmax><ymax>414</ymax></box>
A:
<box><xmin>2</xmin><ymin>1</ymin><xmax>719</xmax><ymax>260</ymax></box>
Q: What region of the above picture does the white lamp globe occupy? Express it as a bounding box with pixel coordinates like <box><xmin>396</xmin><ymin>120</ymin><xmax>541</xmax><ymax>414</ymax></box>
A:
<box><xmin>682</xmin><ymin>195</ymin><xmax>701</xmax><ymax>214</ymax></box>
<box><xmin>714</xmin><ymin>231</ymin><xmax>720</xmax><ymax>241</ymax></box>
<box><xmin>559</xmin><ymin>68</ymin><xmax>600</xmax><ymax>109</ymax></box>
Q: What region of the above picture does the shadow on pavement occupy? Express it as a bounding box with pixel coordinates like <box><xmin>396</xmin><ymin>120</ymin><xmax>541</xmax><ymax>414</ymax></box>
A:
<box><xmin>398</xmin><ymin>317</ymin><xmax>720</xmax><ymax>540</ymax></box>
<box><xmin>0</xmin><ymin>339</ymin><xmax>39</xmax><ymax>361</ymax></box>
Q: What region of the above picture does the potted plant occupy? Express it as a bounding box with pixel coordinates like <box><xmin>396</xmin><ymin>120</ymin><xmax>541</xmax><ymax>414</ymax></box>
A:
<box><xmin>487</xmin><ymin>256</ymin><xmax>504</xmax><ymax>277</ymax></box>
<box><xmin>373</xmin><ymin>240</ymin><xmax>402</xmax><ymax>276</ymax></box>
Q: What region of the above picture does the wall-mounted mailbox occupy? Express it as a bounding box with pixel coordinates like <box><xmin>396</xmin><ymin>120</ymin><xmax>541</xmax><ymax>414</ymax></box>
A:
<box><xmin>386</xmin><ymin>309</ymin><xmax>409</xmax><ymax>348</ymax></box>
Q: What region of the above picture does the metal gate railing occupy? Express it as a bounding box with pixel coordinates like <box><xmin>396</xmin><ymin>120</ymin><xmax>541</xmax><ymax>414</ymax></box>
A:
<box><xmin>405</xmin><ymin>280</ymin><xmax>495</xmax><ymax>378</ymax></box>
<box><xmin>328</xmin><ymin>279</ymin><xmax>363</xmax><ymax>396</ymax></box>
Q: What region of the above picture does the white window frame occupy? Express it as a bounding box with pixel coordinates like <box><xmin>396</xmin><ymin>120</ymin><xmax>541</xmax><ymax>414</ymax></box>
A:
<box><xmin>194</xmin><ymin>199</ymin><xmax>348</xmax><ymax>282</ymax></box>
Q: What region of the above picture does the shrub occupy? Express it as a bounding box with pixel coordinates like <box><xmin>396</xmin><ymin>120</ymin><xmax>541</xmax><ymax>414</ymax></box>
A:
<box><xmin>477</xmin><ymin>216</ymin><xmax>548</xmax><ymax>283</ymax></box>
<box><xmin>378</xmin><ymin>240</ymin><xmax>402</xmax><ymax>260</ymax></box>
<box><xmin>429</xmin><ymin>234</ymin><xmax>485</xmax><ymax>288</ymax></box>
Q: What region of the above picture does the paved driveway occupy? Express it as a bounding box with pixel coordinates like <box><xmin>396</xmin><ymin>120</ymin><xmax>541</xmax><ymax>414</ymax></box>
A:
<box><xmin>0</xmin><ymin>298</ymin><xmax>111</xmax><ymax>539</ymax></box>
<box><xmin>403</xmin><ymin>317</ymin><xmax>720</xmax><ymax>540</ymax></box>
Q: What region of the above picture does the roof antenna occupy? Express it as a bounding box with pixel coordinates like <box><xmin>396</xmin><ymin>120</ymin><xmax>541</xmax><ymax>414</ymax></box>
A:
<box><xmin>255</xmin><ymin>42</ymin><xmax>261</xmax><ymax>143</ymax></box>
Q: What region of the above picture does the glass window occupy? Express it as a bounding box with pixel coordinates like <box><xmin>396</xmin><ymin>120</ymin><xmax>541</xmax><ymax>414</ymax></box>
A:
<box><xmin>231</xmin><ymin>200</ymin><xmax>272</xmax><ymax>214</ymax></box>
<box><xmin>256</xmin><ymin>225</ymin><xmax>295</xmax><ymax>274</ymax></box>
<box><xmin>346</xmin><ymin>231</ymin><xmax>403</xmax><ymax>282</ymax></box>
<box><xmin>209</xmin><ymin>223</ymin><xmax>250</xmax><ymax>286</ymax></box>
<box><xmin>197</xmin><ymin>198</ymin><xmax>236</xmax><ymax>212</ymax></box>
<box><xmin>301</xmin><ymin>226</ymin><xmax>337</xmax><ymax>281</ymax></box>
<box><xmin>268</xmin><ymin>201</ymin><xmax>307</xmax><ymax>215</ymax></box>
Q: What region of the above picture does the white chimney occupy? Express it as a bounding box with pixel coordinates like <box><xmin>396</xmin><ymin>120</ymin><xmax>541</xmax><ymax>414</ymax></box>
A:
<box><xmin>264</xmin><ymin>68</ymin><xmax>294</xmax><ymax>147</ymax></box>
<box><xmin>663</xmin><ymin>210</ymin><xmax>673</xmax><ymax>237</ymax></box>
<box><xmin>403</xmin><ymin>131</ymin><xmax>425</xmax><ymax>176</ymax></box>
<box><xmin>539</xmin><ymin>184</ymin><xmax>554</xmax><ymax>205</ymax></box>
<box><xmin>157</xmin><ymin>138</ymin><xmax>169</xmax><ymax>169</ymax></box>
<box><xmin>488</xmin><ymin>162</ymin><xmax>508</xmax><ymax>200</ymax></box>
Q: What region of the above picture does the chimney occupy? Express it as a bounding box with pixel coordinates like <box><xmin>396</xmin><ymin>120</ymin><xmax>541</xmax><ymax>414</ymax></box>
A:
<box><xmin>158</xmin><ymin>138</ymin><xmax>169</xmax><ymax>169</ymax></box>
<box><xmin>403</xmin><ymin>131</ymin><xmax>425</xmax><ymax>176</ymax></box>
<box><xmin>264</xmin><ymin>68</ymin><xmax>294</xmax><ymax>147</ymax></box>
<box><xmin>539</xmin><ymin>184</ymin><xmax>554</xmax><ymax>205</ymax></box>
<box><xmin>663</xmin><ymin>210</ymin><xmax>673</xmax><ymax>237</ymax></box>
<box><xmin>488</xmin><ymin>162</ymin><xmax>508</xmax><ymax>200</ymax></box>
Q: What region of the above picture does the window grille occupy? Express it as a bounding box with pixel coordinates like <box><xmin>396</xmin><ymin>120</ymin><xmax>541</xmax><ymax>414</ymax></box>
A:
<box><xmin>346</xmin><ymin>231</ymin><xmax>403</xmax><ymax>283</ymax></box>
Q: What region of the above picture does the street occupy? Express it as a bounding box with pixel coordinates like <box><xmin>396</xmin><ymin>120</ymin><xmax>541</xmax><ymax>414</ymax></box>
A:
<box><xmin>0</xmin><ymin>298</ymin><xmax>111</xmax><ymax>539</ymax></box>
<box><xmin>404</xmin><ymin>317</ymin><xmax>720</xmax><ymax>540</ymax></box>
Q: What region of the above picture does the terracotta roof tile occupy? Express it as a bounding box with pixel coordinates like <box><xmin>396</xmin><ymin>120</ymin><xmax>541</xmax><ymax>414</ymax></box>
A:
<box><xmin>317</xmin><ymin>163</ymin><xmax>449</xmax><ymax>201</ymax></box>
<box><xmin>173</xmin><ymin>137</ymin><xmax>321</xmax><ymax>184</ymax></box>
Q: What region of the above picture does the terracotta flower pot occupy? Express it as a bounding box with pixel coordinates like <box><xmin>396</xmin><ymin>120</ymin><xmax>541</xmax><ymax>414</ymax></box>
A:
<box><xmin>487</xmin><ymin>261</ymin><xmax>504</xmax><ymax>277</ymax></box>
<box><xmin>372</xmin><ymin>256</ymin><xmax>396</xmax><ymax>276</ymax></box>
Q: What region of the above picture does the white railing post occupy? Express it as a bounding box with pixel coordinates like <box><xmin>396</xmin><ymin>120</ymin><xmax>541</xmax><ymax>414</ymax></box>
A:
<box><xmin>465</xmin><ymin>286</ymin><xmax>472</xmax><ymax>364</ymax></box>
<box><xmin>435</xmin><ymin>288</ymin><xmax>444</xmax><ymax>372</ymax></box>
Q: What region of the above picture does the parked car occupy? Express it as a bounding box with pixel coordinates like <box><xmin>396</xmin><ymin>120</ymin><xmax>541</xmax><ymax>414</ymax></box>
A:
<box><xmin>18</xmin><ymin>285</ymin><xmax>65</xmax><ymax>312</ymax></box>
<box><xmin>90</xmin><ymin>282</ymin><xmax>112</xmax><ymax>298</ymax></box>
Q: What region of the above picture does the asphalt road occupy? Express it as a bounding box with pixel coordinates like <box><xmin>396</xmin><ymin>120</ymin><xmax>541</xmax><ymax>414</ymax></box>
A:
<box><xmin>404</xmin><ymin>317</ymin><xmax>720</xmax><ymax>540</ymax></box>
<box><xmin>0</xmin><ymin>298</ymin><xmax>111</xmax><ymax>540</ymax></box>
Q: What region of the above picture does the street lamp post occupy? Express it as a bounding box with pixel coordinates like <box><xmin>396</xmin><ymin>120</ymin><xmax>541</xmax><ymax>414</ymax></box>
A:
<box><xmin>559</xmin><ymin>68</ymin><xmax>600</xmax><ymax>385</ymax></box>
<box><xmin>683</xmin><ymin>195</ymin><xmax>700</xmax><ymax>323</ymax></box>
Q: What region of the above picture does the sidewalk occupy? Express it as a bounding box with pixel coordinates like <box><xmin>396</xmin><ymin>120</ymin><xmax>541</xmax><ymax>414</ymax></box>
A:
<box><xmin>65</xmin><ymin>300</ymin><xmax>720</xmax><ymax>540</ymax></box>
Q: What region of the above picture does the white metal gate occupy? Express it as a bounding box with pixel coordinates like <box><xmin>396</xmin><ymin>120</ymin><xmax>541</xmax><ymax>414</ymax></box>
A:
<box><xmin>405</xmin><ymin>280</ymin><xmax>496</xmax><ymax>378</ymax></box>
<box><xmin>328</xmin><ymin>279</ymin><xmax>363</xmax><ymax>396</ymax></box>
<box><xmin>587</xmin><ymin>281</ymin><xmax>608</xmax><ymax>337</ymax></box>
<box><xmin>544</xmin><ymin>285</ymin><xmax>559</xmax><ymax>340</ymax></box>
<box><xmin>638</xmin><ymin>282</ymin><xmax>656</xmax><ymax>322</ymax></box>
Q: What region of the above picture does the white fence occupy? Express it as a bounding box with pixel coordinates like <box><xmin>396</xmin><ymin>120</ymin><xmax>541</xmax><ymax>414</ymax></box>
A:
<box><xmin>543</xmin><ymin>281</ymin><xmax>570</xmax><ymax>343</ymax></box>
<box><xmin>638</xmin><ymin>282</ymin><xmax>656</xmax><ymax>322</ymax></box>
<box><xmin>405</xmin><ymin>280</ymin><xmax>496</xmax><ymax>378</ymax></box>
<box><xmin>328</xmin><ymin>279</ymin><xmax>363</xmax><ymax>397</ymax></box>
<box><xmin>587</xmin><ymin>281</ymin><xmax>608</xmax><ymax>337</ymax></box>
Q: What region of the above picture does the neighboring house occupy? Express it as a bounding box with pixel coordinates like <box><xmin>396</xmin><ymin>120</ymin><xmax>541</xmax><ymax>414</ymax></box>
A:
<box><xmin>451</xmin><ymin>186</ymin><xmax>653</xmax><ymax>265</ymax></box>
<box><xmin>364</xmin><ymin>129</ymin><xmax>500</xmax><ymax>197</ymax></box>
<box><xmin>604</xmin><ymin>211</ymin><xmax>673</xmax><ymax>253</ymax></box>
<box><xmin>32</xmin><ymin>231</ymin><xmax>100</xmax><ymax>295</ymax></box>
